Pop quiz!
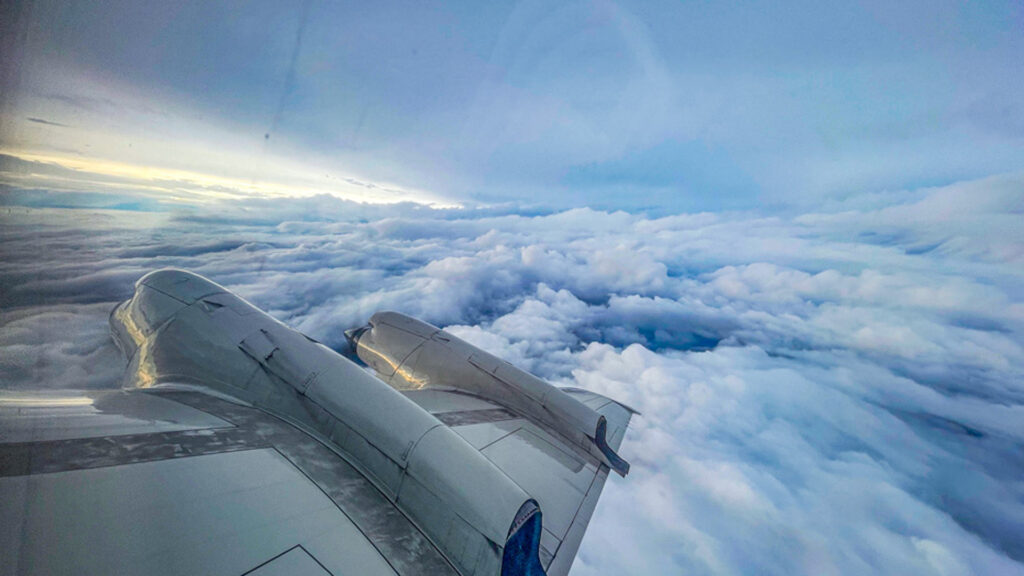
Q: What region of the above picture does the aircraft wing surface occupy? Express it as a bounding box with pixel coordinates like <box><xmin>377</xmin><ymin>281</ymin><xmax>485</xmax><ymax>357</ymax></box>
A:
<box><xmin>1</xmin><ymin>388</ymin><xmax>417</xmax><ymax>576</ymax></box>
<box><xmin>0</xmin><ymin>269</ymin><xmax>634</xmax><ymax>576</ymax></box>
<box><xmin>347</xmin><ymin>312</ymin><xmax>637</xmax><ymax>576</ymax></box>
<box><xmin>398</xmin><ymin>387</ymin><xmax>633</xmax><ymax>575</ymax></box>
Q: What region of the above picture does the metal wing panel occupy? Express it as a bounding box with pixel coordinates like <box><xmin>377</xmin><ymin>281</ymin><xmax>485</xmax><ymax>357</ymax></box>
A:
<box><xmin>0</xmin><ymin>388</ymin><xmax>458</xmax><ymax>576</ymax></box>
<box><xmin>0</xmin><ymin>389</ymin><xmax>231</xmax><ymax>443</ymax></box>
<box><xmin>0</xmin><ymin>447</ymin><xmax>398</xmax><ymax>576</ymax></box>
<box><xmin>402</xmin><ymin>388</ymin><xmax>634</xmax><ymax>576</ymax></box>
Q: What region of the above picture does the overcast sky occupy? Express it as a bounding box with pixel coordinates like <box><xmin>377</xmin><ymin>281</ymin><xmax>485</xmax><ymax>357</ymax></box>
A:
<box><xmin>2</xmin><ymin>0</ymin><xmax>1023</xmax><ymax>211</ymax></box>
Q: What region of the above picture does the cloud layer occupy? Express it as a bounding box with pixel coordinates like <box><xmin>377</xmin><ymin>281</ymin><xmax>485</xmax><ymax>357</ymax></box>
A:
<box><xmin>1</xmin><ymin>174</ymin><xmax>1023</xmax><ymax>574</ymax></box>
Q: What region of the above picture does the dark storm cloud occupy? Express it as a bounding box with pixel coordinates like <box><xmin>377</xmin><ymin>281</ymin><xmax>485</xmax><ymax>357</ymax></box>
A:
<box><xmin>1</xmin><ymin>174</ymin><xmax>1023</xmax><ymax>574</ymax></box>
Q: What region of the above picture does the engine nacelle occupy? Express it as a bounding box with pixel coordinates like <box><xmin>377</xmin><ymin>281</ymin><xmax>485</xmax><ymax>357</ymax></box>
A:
<box><xmin>110</xmin><ymin>269</ymin><xmax>548</xmax><ymax>576</ymax></box>
<box><xmin>348</xmin><ymin>311</ymin><xmax>630</xmax><ymax>476</ymax></box>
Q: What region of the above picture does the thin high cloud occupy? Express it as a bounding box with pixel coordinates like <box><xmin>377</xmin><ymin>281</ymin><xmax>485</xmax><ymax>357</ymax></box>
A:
<box><xmin>1</xmin><ymin>173</ymin><xmax>1022</xmax><ymax>574</ymax></box>
<box><xmin>26</xmin><ymin>117</ymin><xmax>68</xmax><ymax>128</ymax></box>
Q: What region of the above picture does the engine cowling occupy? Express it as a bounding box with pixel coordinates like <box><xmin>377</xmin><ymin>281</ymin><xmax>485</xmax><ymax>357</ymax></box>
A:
<box><xmin>110</xmin><ymin>269</ymin><xmax>548</xmax><ymax>576</ymax></box>
<box><xmin>348</xmin><ymin>311</ymin><xmax>630</xmax><ymax>476</ymax></box>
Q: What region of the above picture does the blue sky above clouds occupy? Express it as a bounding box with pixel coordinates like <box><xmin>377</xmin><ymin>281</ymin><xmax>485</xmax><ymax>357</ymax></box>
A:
<box><xmin>2</xmin><ymin>1</ymin><xmax>1024</xmax><ymax>574</ymax></box>
<box><xmin>2</xmin><ymin>0</ymin><xmax>1023</xmax><ymax>210</ymax></box>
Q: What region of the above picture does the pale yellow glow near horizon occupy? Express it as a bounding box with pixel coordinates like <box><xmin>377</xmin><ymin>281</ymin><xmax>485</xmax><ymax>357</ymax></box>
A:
<box><xmin>2</xmin><ymin>63</ymin><xmax>462</xmax><ymax>209</ymax></box>
<box><xmin>0</xmin><ymin>147</ymin><xmax>462</xmax><ymax>208</ymax></box>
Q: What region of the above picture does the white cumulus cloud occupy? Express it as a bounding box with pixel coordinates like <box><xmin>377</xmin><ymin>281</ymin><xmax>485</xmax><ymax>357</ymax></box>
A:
<box><xmin>1</xmin><ymin>174</ymin><xmax>1023</xmax><ymax>574</ymax></box>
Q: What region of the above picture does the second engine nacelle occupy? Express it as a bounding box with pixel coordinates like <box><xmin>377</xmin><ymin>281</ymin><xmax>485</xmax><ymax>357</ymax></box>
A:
<box><xmin>347</xmin><ymin>312</ymin><xmax>630</xmax><ymax>476</ymax></box>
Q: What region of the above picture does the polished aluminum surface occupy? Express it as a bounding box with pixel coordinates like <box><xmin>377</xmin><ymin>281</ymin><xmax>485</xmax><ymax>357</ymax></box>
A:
<box><xmin>0</xmin><ymin>448</ymin><xmax>396</xmax><ymax>576</ymax></box>
<box><xmin>0</xmin><ymin>389</ymin><xmax>231</xmax><ymax>443</ymax></box>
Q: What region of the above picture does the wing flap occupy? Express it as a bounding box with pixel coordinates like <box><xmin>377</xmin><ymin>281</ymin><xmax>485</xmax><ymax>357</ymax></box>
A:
<box><xmin>0</xmin><ymin>388</ymin><xmax>458</xmax><ymax>576</ymax></box>
<box><xmin>403</xmin><ymin>387</ymin><xmax>634</xmax><ymax>576</ymax></box>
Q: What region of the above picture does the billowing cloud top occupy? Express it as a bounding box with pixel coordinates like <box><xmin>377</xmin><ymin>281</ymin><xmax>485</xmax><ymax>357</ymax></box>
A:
<box><xmin>2</xmin><ymin>172</ymin><xmax>1023</xmax><ymax>574</ymax></box>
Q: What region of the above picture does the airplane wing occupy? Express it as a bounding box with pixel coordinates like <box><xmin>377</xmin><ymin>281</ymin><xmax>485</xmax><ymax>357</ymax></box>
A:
<box><xmin>0</xmin><ymin>269</ymin><xmax>633</xmax><ymax>576</ymax></box>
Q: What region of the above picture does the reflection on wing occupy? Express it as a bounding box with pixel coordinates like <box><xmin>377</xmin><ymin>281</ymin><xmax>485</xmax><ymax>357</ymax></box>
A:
<box><xmin>0</xmin><ymin>269</ymin><xmax>633</xmax><ymax>576</ymax></box>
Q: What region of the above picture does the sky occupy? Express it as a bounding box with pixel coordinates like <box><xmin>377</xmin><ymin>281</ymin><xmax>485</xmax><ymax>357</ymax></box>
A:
<box><xmin>2</xmin><ymin>0</ymin><xmax>1023</xmax><ymax>211</ymax></box>
<box><xmin>2</xmin><ymin>1</ymin><xmax>1024</xmax><ymax>575</ymax></box>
